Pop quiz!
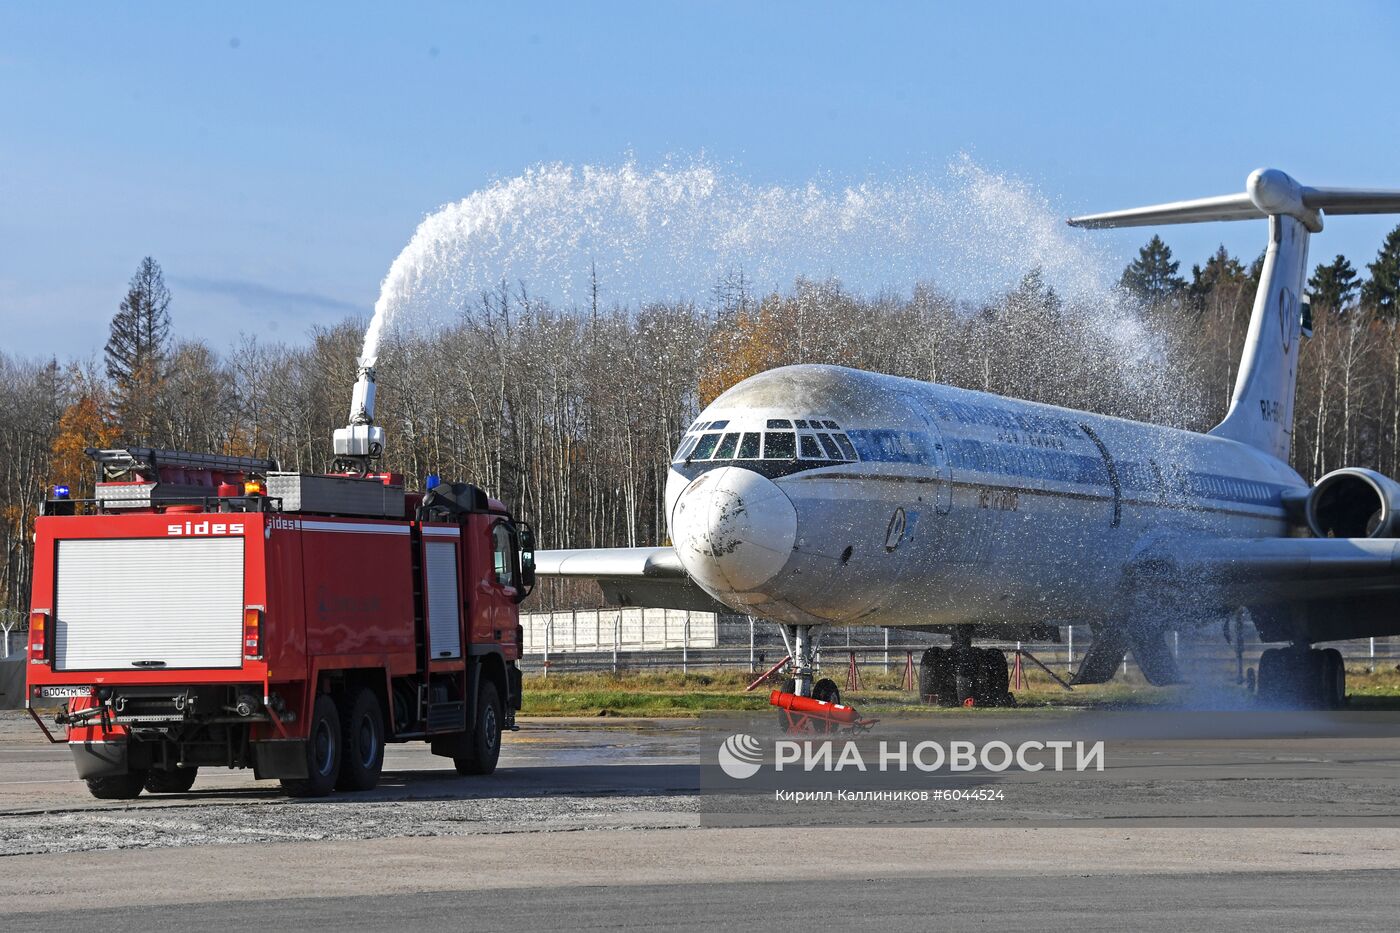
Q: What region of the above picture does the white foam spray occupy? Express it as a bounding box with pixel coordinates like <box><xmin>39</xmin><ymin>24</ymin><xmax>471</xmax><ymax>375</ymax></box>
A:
<box><xmin>358</xmin><ymin>156</ymin><xmax>1152</xmax><ymax>370</ymax></box>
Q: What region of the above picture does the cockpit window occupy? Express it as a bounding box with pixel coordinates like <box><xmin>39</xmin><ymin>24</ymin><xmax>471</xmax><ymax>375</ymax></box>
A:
<box><xmin>823</xmin><ymin>420</ymin><xmax>840</xmax><ymax>429</ymax></box>
<box><xmin>763</xmin><ymin>431</ymin><xmax>796</xmax><ymax>459</ymax></box>
<box><xmin>690</xmin><ymin>433</ymin><xmax>720</xmax><ymax>460</ymax></box>
<box><xmin>816</xmin><ymin>433</ymin><xmax>842</xmax><ymax>459</ymax></box>
<box><xmin>673</xmin><ymin>420</ymin><xmax>861</xmax><ymax>466</ymax></box>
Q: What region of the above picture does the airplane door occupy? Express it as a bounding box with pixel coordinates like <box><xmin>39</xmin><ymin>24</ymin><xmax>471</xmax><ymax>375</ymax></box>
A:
<box><xmin>900</xmin><ymin>393</ymin><xmax>952</xmax><ymax>515</ymax></box>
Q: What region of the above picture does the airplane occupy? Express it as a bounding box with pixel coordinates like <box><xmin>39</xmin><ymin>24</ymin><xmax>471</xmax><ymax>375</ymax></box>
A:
<box><xmin>537</xmin><ymin>168</ymin><xmax>1400</xmax><ymax>713</ymax></box>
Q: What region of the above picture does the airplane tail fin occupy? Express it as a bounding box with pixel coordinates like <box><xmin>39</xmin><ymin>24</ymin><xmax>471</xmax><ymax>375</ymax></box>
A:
<box><xmin>1070</xmin><ymin>169</ymin><xmax>1400</xmax><ymax>463</ymax></box>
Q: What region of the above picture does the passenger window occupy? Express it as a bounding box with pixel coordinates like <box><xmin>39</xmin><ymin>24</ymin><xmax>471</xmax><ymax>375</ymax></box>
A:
<box><xmin>737</xmin><ymin>433</ymin><xmax>761</xmax><ymax>459</ymax></box>
<box><xmin>764</xmin><ymin>432</ymin><xmax>796</xmax><ymax>459</ymax></box>
<box><xmin>833</xmin><ymin>434</ymin><xmax>858</xmax><ymax>460</ymax></box>
<box><xmin>767</xmin><ymin>418</ymin><xmax>793</xmax><ymax>429</ymax></box>
<box><xmin>799</xmin><ymin>435</ymin><xmax>822</xmax><ymax>459</ymax></box>
<box><xmin>714</xmin><ymin>432</ymin><xmax>740</xmax><ymax>459</ymax></box>
<box><xmin>817</xmin><ymin>433</ymin><xmax>842</xmax><ymax>459</ymax></box>
<box><xmin>691</xmin><ymin>433</ymin><xmax>720</xmax><ymax>459</ymax></box>
<box><xmin>492</xmin><ymin>523</ymin><xmax>516</xmax><ymax>589</ymax></box>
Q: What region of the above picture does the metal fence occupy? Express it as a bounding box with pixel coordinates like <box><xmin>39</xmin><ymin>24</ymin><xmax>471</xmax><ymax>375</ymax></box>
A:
<box><xmin>518</xmin><ymin>612</ymin><xmax>1400</xmax><ymax>678</ymax></box>
<box><xmin>0</xmin><ymin>611</ymin><xmax>25</xmax><ymax>659</ymax></box>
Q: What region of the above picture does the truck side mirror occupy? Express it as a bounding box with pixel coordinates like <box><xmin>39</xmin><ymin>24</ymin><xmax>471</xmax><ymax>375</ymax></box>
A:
<box><xmin>518</xmin><ymin>524</ymin><xmax>536</xmax><ymax>592</ymax></box>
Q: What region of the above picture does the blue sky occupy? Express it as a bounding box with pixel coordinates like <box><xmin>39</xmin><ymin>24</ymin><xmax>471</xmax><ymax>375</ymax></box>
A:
<box><xmin>2</xmin><ymin>1</ymin><xmax>1398</xmax><ymax>359</ymax></box>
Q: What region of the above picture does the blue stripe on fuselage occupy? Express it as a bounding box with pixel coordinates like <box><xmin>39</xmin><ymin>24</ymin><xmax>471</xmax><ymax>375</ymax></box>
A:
<box><xmin>855</xmin><ymin>434</ymin><xmax>1286</xmax><ymax>509</ymax></box>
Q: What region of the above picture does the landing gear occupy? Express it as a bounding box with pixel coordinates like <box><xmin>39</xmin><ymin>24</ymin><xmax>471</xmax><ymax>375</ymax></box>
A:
<box><xmin>1257</xmin><ymin>645</ymin><xmax>1347</xmax><ymax>709</ymax></box>
<box><xmin>773</xmin><ymin>625</ymin><xmax>873</xmax><ymax>733</ymax></box>
<box><xmin>790</xmin><ymin>625</ymin><xmax>814</xmax><ymax>697</ymax></box>
<box><xmin>918</xmin><ymin>643</ymin><xmax>1014</xmax><ymax>707</ymax></box>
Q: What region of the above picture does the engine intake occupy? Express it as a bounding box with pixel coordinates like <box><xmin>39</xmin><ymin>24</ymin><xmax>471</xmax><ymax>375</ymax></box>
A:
<box><xmin>1306</xmin><ymin>468</ymin><xmax>1400</xmax><ymax>538</ymax></box>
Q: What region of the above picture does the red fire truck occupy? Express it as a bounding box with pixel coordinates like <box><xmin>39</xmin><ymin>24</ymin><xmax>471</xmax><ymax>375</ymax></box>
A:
<box><xmin>25</xmin><ymin>444</ymin><xmax>533</xmax><ymax>799</ymax></box>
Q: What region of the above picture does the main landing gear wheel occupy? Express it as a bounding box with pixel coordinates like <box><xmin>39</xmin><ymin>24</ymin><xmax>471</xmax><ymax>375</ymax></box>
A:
<box><xmin>980</xmin><ymin>647</ymin><xmax>1014</xmax><ymax>707</ymax></box>
<box><xmin>812</xmin><ymin>678</ymin><xmax>841</xmax><ymax>705</ymax></box>
<box><xmin>86</xmin><ymin>770</ymin><xmax>148</xmax><ymax>800</ymax></box>
<box><xmin>954</xmin><ymin>650</ymin><xmax>980</xmax><ymax>707</ymax></box>
<box><xmin>144</xmin><ymin>766</ymin><xmax>198</xmax><ymax>794</ymax></box>
<box><xmin>920</xmin><ymin>647</ymin><xmax>958</xmax><ymax>705</ymax></box>
<box><xmin>1319</xmin><ymin>647</ymin><xmax>1346</xmax><ymax>710</ymax></box>
<box><xmin>943</xmin><ymin>647</ymin><xmax>1013</xmax><ymax>708</ymax></box>
<box><xmin>1257</xmin><ymin>646</ymin><xmax>1347</xmax><ymax>709</ymax></box>
<box><xmin>281</xmin><ymin>693</ymin><xmax>341</xmax><ymax>798</ymax></box>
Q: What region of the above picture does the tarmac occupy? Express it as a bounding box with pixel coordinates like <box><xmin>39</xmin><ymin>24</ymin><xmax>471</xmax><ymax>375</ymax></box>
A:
<box><xmin>1</xmin><ymin>710</ymin><xmax>1398</xmax><ymax>929</ymax></box>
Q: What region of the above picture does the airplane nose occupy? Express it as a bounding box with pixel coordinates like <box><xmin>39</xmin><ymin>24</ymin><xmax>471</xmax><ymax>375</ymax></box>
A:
<box><xmin>671</xmin><ymin>466</ymin><xmax>797</xmax><ymax>593</ymax></box>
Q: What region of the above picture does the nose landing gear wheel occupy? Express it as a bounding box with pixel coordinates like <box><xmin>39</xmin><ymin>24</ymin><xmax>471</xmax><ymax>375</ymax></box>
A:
<box><xmin>812</xmin><ymin>678</ymin><xmax>841</xmax><ymax>705</ymax></box>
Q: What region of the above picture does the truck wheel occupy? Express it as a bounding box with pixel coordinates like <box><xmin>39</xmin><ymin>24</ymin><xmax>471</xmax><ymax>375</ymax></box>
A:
<box><xmin>144</xmin><ymin>766</ymin><xmax>198</xmax><ymax>794</ymax></box>
<box><xmin>86</xmin><ymin>770</ymin><xmax>148</xmax><ymax>800</ymax></box>
<box><xmin>280</xmin><ymin>694</ymin><xmax>341</xmax><ymax>798</ymax></box>
<box><xmin>336</xmin><ymin>687</ymin><xmax>385</xmax><ymax>792</ymax></box>
<box><xmin>454</xmin><ymin>681</ymin><xmax>502</xmax><ymax>776</ymax></box>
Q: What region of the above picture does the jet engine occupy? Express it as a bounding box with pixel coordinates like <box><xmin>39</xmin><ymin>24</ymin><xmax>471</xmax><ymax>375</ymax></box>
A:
<box><xmin>1305</xmin><ymin>467</ymin><xmax>1400</xmax><ymax>538</ymax></box>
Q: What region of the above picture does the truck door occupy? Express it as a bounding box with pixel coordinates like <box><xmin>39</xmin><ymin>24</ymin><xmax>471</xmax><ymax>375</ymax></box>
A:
<box><xmin>422</xmin><ymin>529</ymin><xmax>463</xmax><ymax>660</ymax></box>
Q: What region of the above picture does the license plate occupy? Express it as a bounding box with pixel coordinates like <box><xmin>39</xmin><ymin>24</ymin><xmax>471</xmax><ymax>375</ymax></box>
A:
<box><xmin>39</xmin><ymin>686</ymin><xmax>91</xmax><ymax>699</ymax></box>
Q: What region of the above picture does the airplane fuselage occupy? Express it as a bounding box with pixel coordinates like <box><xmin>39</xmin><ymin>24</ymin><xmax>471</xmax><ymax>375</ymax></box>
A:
<box><xmin>664</xmin><ymin>364</ymin><xmax>1305</xmax><ymax>631</ymax></box>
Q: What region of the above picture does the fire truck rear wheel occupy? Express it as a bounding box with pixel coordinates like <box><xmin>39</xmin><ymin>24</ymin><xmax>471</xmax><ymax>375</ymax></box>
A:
<box><xmin>144</xmin><ymin>766</ymin><xmax>198</xmax><ymax>794</ymax></box>
<box><xmin>280</xmin><ymin>694</ymin><xmax>341</xmax><ymax>798</ymax></box>
<box><xmin>86</xmin><ymin>770</ymin><xmax>148</xmax><ymax>800</ymax></box>
<box><xmin>336</xmin><ymin>687</ymin><xmax>385</xmax><ymax>792</ymax></box>
<box><xmin>455</xmin><ymin>680</ymin><xmax>502</xmax><ymax>776</ymax></box>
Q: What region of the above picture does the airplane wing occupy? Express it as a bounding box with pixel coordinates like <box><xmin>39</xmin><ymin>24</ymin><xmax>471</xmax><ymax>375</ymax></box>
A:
<box><xmin>534</xmin><ymin>546</ymin><xmax>734</xmax><ymax>613</ymax></box>
<box><xmin>1131</xmin><ymin>536</ymin><xmax>1400</xmax><ymax>604</ymax></box>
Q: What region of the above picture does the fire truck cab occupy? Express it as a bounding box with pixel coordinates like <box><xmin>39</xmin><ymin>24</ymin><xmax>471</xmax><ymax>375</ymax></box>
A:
<box><xmin>26</xmin><ymin>448</ymin><xmax>532</xmax><ymax>799</ymax></box>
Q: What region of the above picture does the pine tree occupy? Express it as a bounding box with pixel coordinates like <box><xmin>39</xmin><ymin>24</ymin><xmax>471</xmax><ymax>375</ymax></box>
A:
<box><xmin>104</xmin><ymin>257</ymin><xmax>172</xmax><ymax>442</ymax></box>
<box><xmin>1187</xmin><ymin>245</ymin><xmax>1247</xmax><ymax>313</ymax></box>
<box><xmin>1362</xmin><ymin>224</ymin><xmax>1400</xmax><ymax>319</ymax></box>
<box><xmin>1308</xmin><ymin>254</ymin><xmax>1361</xmax><ymax>315</ymax></box>
<box><xmin>1120</xmin><ymin>235</ymin><xmax>1185</xmax><ymax>306</ymax></box>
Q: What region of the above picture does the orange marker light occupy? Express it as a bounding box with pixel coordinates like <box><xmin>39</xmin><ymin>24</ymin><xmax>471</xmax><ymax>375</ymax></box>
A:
<box><xmin>243</xmin><ymin>607</ymin><xmax>263</xmax><ymax>660</ymax></box>
<box><xmin>29</xmin><ymin>611</ymin><xmax>49</xmax><ymax>664</ymax></box>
